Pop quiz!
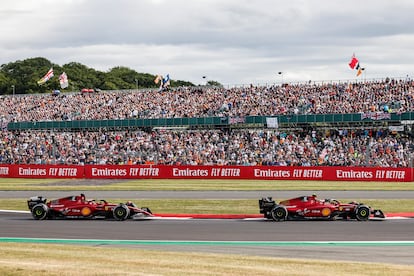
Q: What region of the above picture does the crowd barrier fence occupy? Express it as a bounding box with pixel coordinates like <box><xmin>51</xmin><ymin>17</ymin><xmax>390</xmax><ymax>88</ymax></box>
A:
<box><xmin>7</xmin><ymin>112</ymin><xmax>414</xmax><ymax>130</ymax></box>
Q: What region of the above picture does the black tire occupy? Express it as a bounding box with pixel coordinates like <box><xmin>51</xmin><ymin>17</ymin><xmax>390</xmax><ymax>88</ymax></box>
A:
<box><xmin>355</xmin><ymin>205</ymin><xmax>370</xmax><ymax>221</ymax></box>
<box><xmin>113</xmin><ymin>204</ymin><xmax>130</xmax><ymax>221</ymax></box>
<box><xmin>271</xmin><ymin>205</ymin><xmax>287</xmax><ymax>221</ymax></box>
<box><xmin>31</xmin><ymin>203</ymin><xmax>48</xmax><ymax>220</ymax></box>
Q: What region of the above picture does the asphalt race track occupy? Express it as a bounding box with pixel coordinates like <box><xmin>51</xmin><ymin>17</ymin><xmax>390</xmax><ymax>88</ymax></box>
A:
<box><xmin>1</xmin><ymin>190</ymin><xmax>414</xmax><ymax>265</ymax></box>
<box><xmin>1</xmin><ymin>212</ymin><xmax>414</xmax><ymax>265</ymax></box>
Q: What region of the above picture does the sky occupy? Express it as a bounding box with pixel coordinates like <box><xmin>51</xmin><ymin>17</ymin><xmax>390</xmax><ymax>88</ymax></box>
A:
<box><xmin>1</xmin><ymin>0</ymin><xmax>414</xmax><ymax>86</ymax></box>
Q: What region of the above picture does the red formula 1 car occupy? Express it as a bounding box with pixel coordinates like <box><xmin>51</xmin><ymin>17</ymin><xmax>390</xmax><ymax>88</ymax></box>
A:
<box><xmin>259</xmin><ymin>194</ymin><xmax>385</xmax><ymax>221</ymax></box>
<box><xmin>27</xmin><ymin>194</ymin><xmax>153</xmax><ymax>221</ymax></box>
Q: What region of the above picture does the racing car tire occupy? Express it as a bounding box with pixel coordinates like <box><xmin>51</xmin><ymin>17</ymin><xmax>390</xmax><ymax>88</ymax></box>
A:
<box><xmin>113</xmin><ymin>204</ymin><xmax>130</xmax><ymax>221</ymax></box>
<box><xmin>355</xmin><ymin>205</ymin><xmax>370</xmax><ymax>221</ymax></box>
<box><xmin>271</xmin><ymin>205</ymin><xmax>287</xmax><ymax>221</ymax></box>
<box><xmin>31</xmin><ymin>203</ymin><xmax>49</xmax><ymax>220</ymax></box>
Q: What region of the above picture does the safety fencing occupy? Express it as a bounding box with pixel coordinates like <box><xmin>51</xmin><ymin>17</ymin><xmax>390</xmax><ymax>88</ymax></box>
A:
<box><xmin>7</xmin><ymin>112</ymin><xmax>414</xmax><ymax>130</ymax></box>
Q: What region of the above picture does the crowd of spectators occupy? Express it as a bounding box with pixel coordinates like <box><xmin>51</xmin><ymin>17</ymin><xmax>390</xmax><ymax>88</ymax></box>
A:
<box><xmin>0</xmin><ymin>78</ymin><xmax>413</xmax><ymax>123</ymax></box>
<box><xmin>0</xmin><ymin>78</ymin><xmax>413</xmax><ymax>167</ymax></box>
<box><xmin>0</xmin><ymin>128</ymin><xmax>411</xmax><ymax>167</ymax></box>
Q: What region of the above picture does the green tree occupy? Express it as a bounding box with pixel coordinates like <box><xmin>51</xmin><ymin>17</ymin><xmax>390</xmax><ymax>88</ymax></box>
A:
<box><xmin>62</xmin><ymin>62</ymin><xmax>100</xmax><ymax>91</ymax></box>
<box><xmin>1</xmin><ymin>57</ymin><xmax>57</xmax><ymax>94</ymax></box>
<box><xmin>0</xmin><ymin>57</ymin><xmax>195</xmax><ymax>95</ymax></box>
<box><xmin>206</xmin><ymin>80</ymin><xmax>223</xmax><ymax>87</ymax></box>
<box><xmin>0</xmin><ymin>71</ymin><xmax>12</xmax><ymax>94</ymax></box>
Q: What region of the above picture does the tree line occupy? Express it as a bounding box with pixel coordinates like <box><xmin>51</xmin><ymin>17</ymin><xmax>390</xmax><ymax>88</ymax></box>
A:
<box><xmin>0</xmin><ymin>57</ymin><xmax>197</xmax><ymax>95</ymax></box>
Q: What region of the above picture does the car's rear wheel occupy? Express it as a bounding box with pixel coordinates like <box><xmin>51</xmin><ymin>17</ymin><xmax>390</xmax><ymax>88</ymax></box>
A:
<box><xmin>271</xmin><ymin>205</ymin><xmax>287</xmax><ymax>221</ymax></box>
<box><xmin>31</xmin><ymin>203</ymin><xmax>48</xmax><ymax>220</ymax></box>
<box><xmin>113</xmin><ymin>204</ymin><xmax>130</xmax><ymax>221</ymax></box>
<box><xmin>355</xmin><ymin>205</ymin><xmax>370</xmax><ymax>221</ymax></box>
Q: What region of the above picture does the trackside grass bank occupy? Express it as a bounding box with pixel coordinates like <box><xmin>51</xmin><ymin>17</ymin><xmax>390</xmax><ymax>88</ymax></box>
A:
<box><xmin>0</xmin><ymin>178</ymin><xmax>413</xmax><ymax>191</ymax></box>
<box><xmin>1</xmin><ymin>242</ymin><xmax>414</xmax><ymax>276</ymax></box>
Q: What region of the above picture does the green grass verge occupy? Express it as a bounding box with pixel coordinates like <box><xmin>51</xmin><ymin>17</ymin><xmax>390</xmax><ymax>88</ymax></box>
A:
<box><xmin>1</xmin><ymin>242</ymin><xmax>414</xmax><ymax>276</ymax></box>
<box><xmin>0</xmin><ymin>178</ymin><xmax>413</xmax><ymax>190</ymax></box>
<box><xmin>2</xmin><ymin>198</ymin><xmax>413</xmax><ymax>213</ymax></box>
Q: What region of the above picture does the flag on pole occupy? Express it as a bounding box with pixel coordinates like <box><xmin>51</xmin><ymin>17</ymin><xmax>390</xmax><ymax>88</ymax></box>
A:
<box><xmin>37</xmin><ymin>68</ymin><xmax>54</xmax><ymax>85</ymax></box>
<box><xmin>154</xmin><ymin>75</ymin><xmax>162</xmax><ymax>84</ymax></box>
<box><xmin>162</xmin><ymin>74</ymin><xmax>170</xmax><ymax>87</ymax></box>
<box><xmin>154</xmin><ymin>74</ymin><xmax>171</xmax><ymax>91</ymax></box>
<box><xmin>356</xmin><ymin>64</ymin><xmax>363</xmax><ymax>77</ymax></box>
<box><xmin>59</xmin><ymin>72</ymin><xmax>69</xmax><ymax>89</ymax></box>
<box><xmin>348</xmin><ymin>54</ymin><xmax>363</xmax><ymax>77</ymax></box>
<box><xmin>348</xmin><ymin>54</ymin><xmax>359</xmax><ymax>70</ymax></box>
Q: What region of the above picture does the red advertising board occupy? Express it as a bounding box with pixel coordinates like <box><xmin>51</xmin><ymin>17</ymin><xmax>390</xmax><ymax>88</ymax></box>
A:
<box><xmin>0</xmin><ymin>164</ymin><xmax>84</xmax><ymax>178</ymax></box>
<box><xmin>0</xmin><ymin>164</ymin><xmax>412</xmax><ymax>182</ymax></box>
<box><xmin>83</xmin><ymin>165</ymin><xmax>412</xmax><ymax>182</ymax></box>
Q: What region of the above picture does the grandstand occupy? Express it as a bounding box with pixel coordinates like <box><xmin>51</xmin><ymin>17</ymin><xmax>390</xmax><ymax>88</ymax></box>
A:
<box><xmin>0</xmin><ymin>78</ymin><xmax>413</xmax><ymax>167</ymax></box>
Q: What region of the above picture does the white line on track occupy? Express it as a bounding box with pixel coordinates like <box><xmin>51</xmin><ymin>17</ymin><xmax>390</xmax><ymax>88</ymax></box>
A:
<box><xmin>0</xmin><ymin>209</ymin><xmax>30</xmax><ymax>214</ymax></box>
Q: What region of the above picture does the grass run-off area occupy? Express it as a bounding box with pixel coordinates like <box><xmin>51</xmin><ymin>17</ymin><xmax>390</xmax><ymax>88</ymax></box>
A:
<box><xmin>0</xmin><ymin>178</ymin><xmax>413</xmax><ymax>191</ymax></box>
<box><xmin>1</xmin><ymin>242</ymin><xmax>414</xmax><ymax>276</ymax></box>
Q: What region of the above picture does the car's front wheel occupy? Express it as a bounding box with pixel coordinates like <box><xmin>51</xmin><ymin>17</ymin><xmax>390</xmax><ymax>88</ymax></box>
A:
<box><xmin>355</xmin><ymin>205</ymin><xmax>370</xmax><ymax>221</ymax></box>
<box><xmin>113</xmin><ymin>204</ymin><xmax>130</xmax><ymax>221</ymax></box>
<box><xmin>31</xmin><ymin>203</ymin><xmax>49</xmax><ymax>220</ymax></box>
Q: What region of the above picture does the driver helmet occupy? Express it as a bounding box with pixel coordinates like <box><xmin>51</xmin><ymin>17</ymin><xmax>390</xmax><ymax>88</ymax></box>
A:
<box><xmin>126</xmin><ymin>201</ymin><xmax>136</xmax><ymax>207</ymax></box>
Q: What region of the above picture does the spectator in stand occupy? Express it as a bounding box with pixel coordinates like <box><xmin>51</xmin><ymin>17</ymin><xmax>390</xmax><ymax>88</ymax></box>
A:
<box><xmin>0</xmin><ymin>128</ymin><xmax>411</xmax><ymax>167</ymax></box>
<box><xmin>0</xmin><ymin>78</ymin><xmax>412</xmax><ymax>167</ymax></box>
<box><xmin>0</xmin><ymin>78</ymin><xmax>412</xmax><ymax>123</ymax></box>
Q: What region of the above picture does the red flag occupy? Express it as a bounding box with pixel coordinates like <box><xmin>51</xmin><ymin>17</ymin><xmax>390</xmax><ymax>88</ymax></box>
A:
<box><xmin>348</xmin><ymin>54</ymin><xmax>359</xmax><ymax>70</ymax></box>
